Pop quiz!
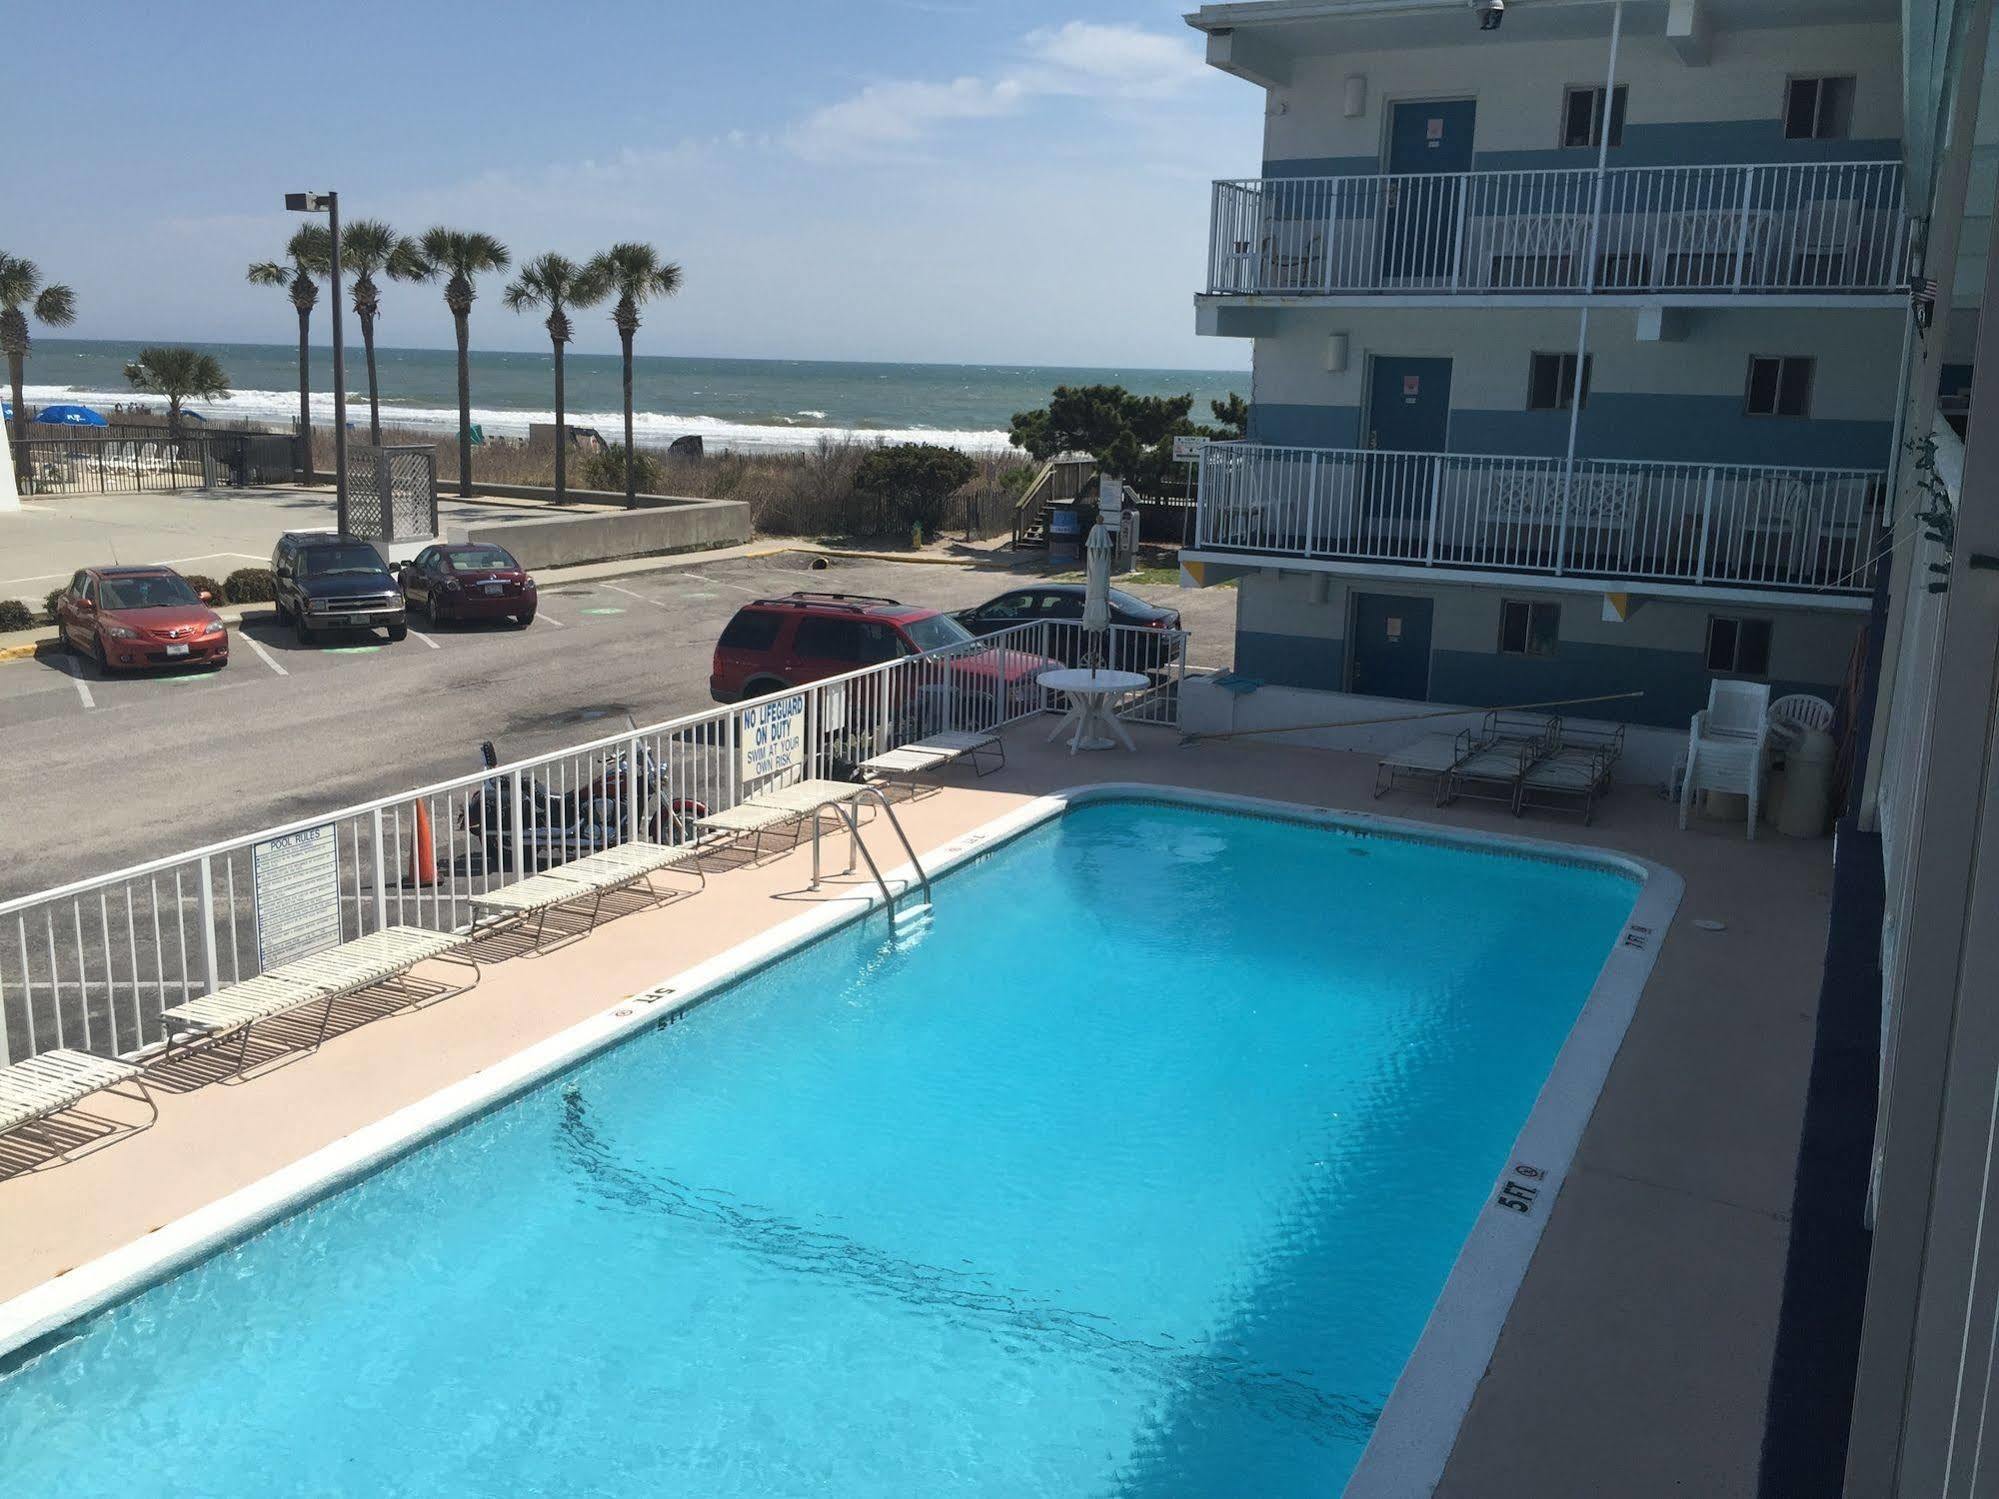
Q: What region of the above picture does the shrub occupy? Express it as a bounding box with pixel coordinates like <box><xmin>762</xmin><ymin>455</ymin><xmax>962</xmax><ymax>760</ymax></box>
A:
<box><xmin>180</xmin><ymin>573</ymin><xmax>225</xmax><ymax>604</ymax></box>
<box><xmin>43</xmin><ymin>587</ymin><xmax>66</xmax><ymax>623</ymax></box>
<box><xmin>853</xmin><ymin>443</ymin><xmax>976</xmax><ymax>539</ymax></box>
<box><xmin>224</xmin><ymin>567</ymin><xmax>276</xmax><ymax>603</ymax></box>
<box><xmin>579</xmin><ymin>444</ymin><xmax>665</xmax><ymax>496</ymax></box>
<box><xmin>0</xmin><ymin>599</ymin><xmax>35</xmax><ymax>633</ymax></box>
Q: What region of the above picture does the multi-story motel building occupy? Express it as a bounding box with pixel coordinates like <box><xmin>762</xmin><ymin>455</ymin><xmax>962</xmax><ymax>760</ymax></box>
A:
<box><xmin>1177</xmin><ymin>0</ymin><xmax>1932</xmax><ymax>748</ymax></box>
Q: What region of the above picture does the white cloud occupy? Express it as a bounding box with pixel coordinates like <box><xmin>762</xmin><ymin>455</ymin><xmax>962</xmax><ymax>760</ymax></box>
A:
<box><xmin>1022</xmin><ymin>21</ymin><xmax>1209</xmax><ymax>98</ymax></box>
<box><xmin>787</xmin><ymin>22</ymin><xmax>1205</xmax><ymax>161</ymax></box>
<box><xmin>789</xmin><ymin>76</ymin><xmax>1027</xmax><ymax>160</ymax></box>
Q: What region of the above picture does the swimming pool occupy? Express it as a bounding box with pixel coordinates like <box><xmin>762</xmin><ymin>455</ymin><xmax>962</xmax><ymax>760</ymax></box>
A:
<box><xmin>0</xmin><ymin>793</ymin><xmax>1653</xmax><ymax>1497</ymax></box>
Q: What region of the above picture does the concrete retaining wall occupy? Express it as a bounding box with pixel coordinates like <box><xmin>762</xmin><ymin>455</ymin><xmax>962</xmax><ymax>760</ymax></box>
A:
<box><xmin>455</xmin><ymin>493</ymin><xmax>751</xmax><ymax>568</ymax></box>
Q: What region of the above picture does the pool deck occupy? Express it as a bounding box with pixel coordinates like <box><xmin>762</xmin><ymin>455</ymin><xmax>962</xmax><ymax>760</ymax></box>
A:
<box><xmin>0</xmin><ymin>723</ymin><xmax>1830</xmax><ymax>1498</ymax></box>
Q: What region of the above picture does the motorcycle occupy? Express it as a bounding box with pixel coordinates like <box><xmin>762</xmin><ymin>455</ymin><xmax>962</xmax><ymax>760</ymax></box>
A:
<box><xmin>463</xmin><ymin>734</ymin><xmax>708</xmax><ymax>872</ymax></box>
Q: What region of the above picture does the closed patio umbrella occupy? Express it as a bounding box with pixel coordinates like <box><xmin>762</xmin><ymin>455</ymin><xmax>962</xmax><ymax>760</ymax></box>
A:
<box><xmin>1083</xmin><ymin>520</ymin><xmax>1113</xmax><ymax>668</ymax></box>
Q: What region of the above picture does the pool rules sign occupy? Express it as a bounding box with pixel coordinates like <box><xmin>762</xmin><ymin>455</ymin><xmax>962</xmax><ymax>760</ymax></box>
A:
<box><xmin>252</xmin><ymin>823</ymin><xmax>342</xmax><ymax>969</ymax></box>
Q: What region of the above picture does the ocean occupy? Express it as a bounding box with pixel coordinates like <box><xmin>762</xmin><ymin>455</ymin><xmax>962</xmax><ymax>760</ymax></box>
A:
<box><xmin>20</xmin><ymin>339</ymin><xmax>1246</xmax><ymax>455</ymax></box>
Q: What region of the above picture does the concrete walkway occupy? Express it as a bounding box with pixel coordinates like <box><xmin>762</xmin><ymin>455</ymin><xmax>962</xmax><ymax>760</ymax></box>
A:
<box><xmin>0</xmin><ymin>728</ymin><xmax>1824</xmax><ymax>1496</ymax></box>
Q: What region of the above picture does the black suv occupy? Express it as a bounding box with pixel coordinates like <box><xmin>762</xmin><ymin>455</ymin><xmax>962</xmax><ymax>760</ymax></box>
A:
<box><xmin>271</xmin><ymin>532</ymin><xmax>408</xmax><ymax>645</ymax></box>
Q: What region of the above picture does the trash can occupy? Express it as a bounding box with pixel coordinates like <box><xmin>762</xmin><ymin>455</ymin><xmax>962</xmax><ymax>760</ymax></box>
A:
<box><xmin>1047</xmin><ymin>503</ymin><xmax>1083</xmax><ymax>565</ymax></box>
<box><xmin>1775</xmin><ymin>728</ymin><xmax>1836</xmax><ymax>838</ymax></box>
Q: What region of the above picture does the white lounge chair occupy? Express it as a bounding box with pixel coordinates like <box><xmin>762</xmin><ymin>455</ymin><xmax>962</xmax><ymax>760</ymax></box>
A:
<box><xmin>1374</xmin><ymin>732</ymin><xmax>1466</xmax><ymax>804</ymax></box>
<box><xmin>162</xmin><ymin>926</ymin><xmax>477</xmax><ymax>1070</ymax></box>
<box><xmin>0</xmin><ymin>1049</ymin><xmax>154</xmax><ymax>1160</ymax></box>
<box><xmin>1679</xmin><ymin>680</ymin><xmax>1772</xmax><ymax>838</ymax></box>
<box><xmin>1517</xmin><ymin>722</ymin><xmax>1625</xmax><ymax>823</ymax></box>
<box><xmin>469</xmin><ymin>841</ymin><xmax>703</xmax><ymax>951</ymax></box>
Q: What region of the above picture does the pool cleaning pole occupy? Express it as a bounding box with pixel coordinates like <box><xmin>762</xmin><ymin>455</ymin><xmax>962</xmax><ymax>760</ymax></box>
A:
<box><xmin>328</xmin><ymin>191</ymin><xmax>348</xmax><ymax>534</ymax></box>
<box><xmin>1558</xmin><ymin>0</ymin><xmax>1623</xmax><ymax>571</ymax></box>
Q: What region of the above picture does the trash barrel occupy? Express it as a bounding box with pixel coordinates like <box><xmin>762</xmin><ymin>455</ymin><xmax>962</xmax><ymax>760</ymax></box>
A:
<box><xmin>1047</xmin><ymin>503</ymin><xmax>1082</xmax><ymax>565</ymax></box>
<box><xmin>1776</xmin><ymin>728</ymin><xmax>1836</xmax><ymax>838</ymax></box>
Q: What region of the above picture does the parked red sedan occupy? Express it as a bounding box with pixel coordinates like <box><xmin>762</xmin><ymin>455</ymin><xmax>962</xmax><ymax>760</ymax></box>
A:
<box><xmin>54</xmin><ymin>566</ymin><xmax>228</xmax><ymax>671</ymax></box>
<box><xmin>399</xmin><ymin>543</ymin><xmax>537</xmax><ymax>627</ymax></box>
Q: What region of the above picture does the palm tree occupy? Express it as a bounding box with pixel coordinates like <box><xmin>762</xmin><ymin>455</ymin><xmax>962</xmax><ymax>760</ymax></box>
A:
<box><xmin>340</xmin><ymin>220</ymin><xmax>427</xmax><ymax>446</ymax></box>
<box><xmin>414</xmin><ymin>228</ymin><xmax>510</xmax><ymax>497</ymax></box>
<box><xmin>585</xmin><ymin>243</ymin><xmax>682</xmax><ymax>508</ymax></box>
<box><xmin>123</xmin><ymin>347</ymin><xmax>231</xmax><ymax>436</ymax></box>
<box><xmin>247</xmin><ymin>226</ymin><xmax>333</xmax><ymax>480</ymax></box>
<box><xmin>0</xmin><ymin>253</ymin><xmax>77</xmax><ymax>479</ymax></box>
<box><xmin>503</xmin><ymin>253</ymin><xmax>606</xmax><ymax>502</ymax></box>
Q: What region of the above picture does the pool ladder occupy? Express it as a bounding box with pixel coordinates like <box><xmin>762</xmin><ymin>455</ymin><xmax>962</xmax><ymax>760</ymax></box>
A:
<box><xmin>832</xmin><ymin>785</ymin><xmax>934</xmax><ymax>927</ymax></box>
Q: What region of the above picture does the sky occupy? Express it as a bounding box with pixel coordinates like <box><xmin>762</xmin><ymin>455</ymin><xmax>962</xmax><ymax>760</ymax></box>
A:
<box><xmin>4</xmin><ymin>0</ymin><xmax>1257</xmax><ymax>370</ymax></box>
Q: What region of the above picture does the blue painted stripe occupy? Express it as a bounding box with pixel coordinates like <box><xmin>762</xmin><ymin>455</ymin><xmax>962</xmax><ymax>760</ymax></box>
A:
<box><xmin>1427</xmin><ymin>642</ymin><xmax>1842</xmax><ymax>729</ymax></box>
<box><xmin>1247</xmin><ymin>400</ymin><xmax>1891</xmax><ymax>469</ymax></box>
<box><xmin>1262</xmin><ymin>129</ymin><xmax>1900</xmax><ymax>180</ymax></box>
<box><xmin>1235</xmin><ymin>628</ymin><xmax>1346</xmax><ymax>691</ymax></box>
<box><xmin>1247</xmin><ymin>403</ymin><xmax>1363</xmax><ymax>448</ymax></box>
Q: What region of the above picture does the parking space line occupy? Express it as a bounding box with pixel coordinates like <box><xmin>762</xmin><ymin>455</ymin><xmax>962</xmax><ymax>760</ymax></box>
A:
<box><xmin>408</xmin><ymin>628</ymin><xmax>441</xmax><ymax>650</ymax></box>
<box><xmin>63</xmin><ymin>660</ymin><xmax>95</xmax><ymax>710</ymax></box>
<box><xmin>678</xmin><ymin>572</ymin><xmax>762</xmax><ymax>596</ymax></box>
<box><xmin>243</xmin><ymin>635</ymin><xmax>289</xmax><ymax>677</ymax></box>
<box><xmin>600</xmin><ymin>583</ymin><xmax>667</xmax><ymax>608</ymax></box>
<box><xmin>537</xmin><ymin>613</ymin><xmax>566</xmax><ymax>628</ymax></box>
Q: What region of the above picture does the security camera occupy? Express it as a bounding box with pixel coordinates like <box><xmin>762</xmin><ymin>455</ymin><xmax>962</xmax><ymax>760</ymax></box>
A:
<box><xmin>1471</xmin><ymin>0</ymin><xmax>1504</xmax><ymax>30</ymax></box>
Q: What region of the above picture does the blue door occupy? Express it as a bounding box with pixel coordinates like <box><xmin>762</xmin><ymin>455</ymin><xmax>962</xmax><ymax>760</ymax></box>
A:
<box><xmin>1363</xmin><ymin>356</ymin><xmax>1453</xmax><ymax>556</ymax></box>
<box><xmin>1349</xmin><ymin>593</ymin><xmax>1434</xmax><ymax>701</ymax></box>
<box><xmin>1383</xmin><ymin>99</ymin><xmax>1476</xmax><ymax>280</ymax></box>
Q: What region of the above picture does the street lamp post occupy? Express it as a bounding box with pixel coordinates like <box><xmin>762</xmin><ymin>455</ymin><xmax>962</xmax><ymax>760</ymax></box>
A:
<box><xmin>285</xmin><ymin>190</ymin><xmax>348</xmax><ymax>532</ymax></box>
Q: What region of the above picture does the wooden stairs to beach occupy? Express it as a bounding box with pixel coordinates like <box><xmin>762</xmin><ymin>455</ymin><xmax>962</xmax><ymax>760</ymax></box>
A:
<box><xmin>1010</xmin><ymin>453</ymin><xmax>1098</xmax><ymax>550</ymax></box>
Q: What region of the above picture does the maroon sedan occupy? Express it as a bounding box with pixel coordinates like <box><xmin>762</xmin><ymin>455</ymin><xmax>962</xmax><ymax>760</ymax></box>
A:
<box><xmin>55</xmin><ymin>566</ymin><xmax>228</xmax><ymax>671</ymax></box>
<box><xmin>399</xmin><ymin>543</ymin><xmax>537</xmax><ymax>627</ymax></box>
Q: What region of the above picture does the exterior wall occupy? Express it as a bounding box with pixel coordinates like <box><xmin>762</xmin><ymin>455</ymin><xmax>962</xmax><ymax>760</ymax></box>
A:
<box><xmin>1262</xmin><ymin>23</ymin><xmax>1902</xmax><ymax>176</ymax></box>
<box><xmin>1246</xmin><ymin>305</ymin><xmax>1904</xmax><ymax>467</ymax></box>
<box><xmin>1228</xmin><ymin>568</ymin><xmax>1857</xmax><ymax>728</ymax></box>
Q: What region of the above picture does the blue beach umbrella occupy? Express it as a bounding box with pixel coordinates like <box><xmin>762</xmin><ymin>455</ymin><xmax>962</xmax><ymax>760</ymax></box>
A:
<box><xmin>34</xmin><ymin>403</ymin><xmax>108</xmax><ymax>427</ymax></box>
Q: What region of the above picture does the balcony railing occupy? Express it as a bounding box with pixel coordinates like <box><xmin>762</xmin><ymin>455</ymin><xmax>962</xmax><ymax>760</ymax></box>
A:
<box><xmin>1206</xmin><ymin>161</ymin><xmax>1908</xmax><ymax>297</ymax></box>
<box><xmin>1193</xmin><ymin>442</ymin><xmax>1884</xmax><ymax>594</ymax></box>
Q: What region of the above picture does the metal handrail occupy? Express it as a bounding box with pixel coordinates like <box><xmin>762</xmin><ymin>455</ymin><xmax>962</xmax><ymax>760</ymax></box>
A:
<box><xmin>840</xmin><ymin>784</ymin><xmax>932</xmax><ymax>922</ymax></box>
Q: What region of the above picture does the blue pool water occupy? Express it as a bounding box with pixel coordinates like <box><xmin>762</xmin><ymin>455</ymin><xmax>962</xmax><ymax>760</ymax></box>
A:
<box><xmin>0</xmin><ymin>799</ymin><xmax>1636</xmax><ymax>1498</ymax></box>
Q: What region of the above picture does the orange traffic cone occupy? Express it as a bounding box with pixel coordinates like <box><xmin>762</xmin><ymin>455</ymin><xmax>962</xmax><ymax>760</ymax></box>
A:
<box><xmin>406</xmin><ymin>801</ymin><xmax>438</xmax><ymax>887</ymax></box>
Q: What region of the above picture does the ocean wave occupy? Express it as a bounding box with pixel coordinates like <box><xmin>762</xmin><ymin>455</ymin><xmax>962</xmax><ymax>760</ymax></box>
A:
<box><xmin>20</xmin><ymin>384</ymin><xmax>1018</xmax><ymax>456</ymax></box>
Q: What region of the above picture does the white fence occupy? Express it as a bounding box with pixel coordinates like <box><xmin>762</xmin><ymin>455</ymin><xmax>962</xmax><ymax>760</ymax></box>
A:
<box><xmin>0</xmin><ymin>618</ymin><xmax>1187</xmax><ymax>1066</ymax></box>
<box><xmin>1195</xmin><ymin>441</ymin><xmax>1883</xmax><ymax>593</ymax></box>
<box><xmin>1207</xmin><ymin>160</ymin><xmax>1908</xmax><ymax>297</ymax></box>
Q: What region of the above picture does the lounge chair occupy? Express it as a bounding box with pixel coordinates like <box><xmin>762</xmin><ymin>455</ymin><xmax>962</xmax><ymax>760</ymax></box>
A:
<box><xmin>860</xmin><ymin>727</ymin><xmax>1004</xmax><ymax>790</ymax></box>
<box><xmin>692</xmin><ymin>800</ymin><xmax>805</xmax><ymax>861</ymax></box>
<box><xmin>0</xmin><ymin>1049</ymin><xmax>155</xmax><ymax>1160</ymax></box>
<box><xmin>161</xmin><ymin>926</ymin><xmax>477</xmax><ymax>1071</ymax></box>
<box><xmin>1442</xmin><ymin>726</ymin><xmax>1544</xmax><ymax>809</ymax></box>
<box><xmin>469</xmin><ymin>840</ymin><xmax>703</xmax><ymax>951</ymax></box>
<box><xmin>1374</xmin><ymin>732</ymin><xmax>1468</xmax><ymax>804</ymax></box>
<box><xmin>906</xmin><ymin>729</ymin><xmax>1004</xmax><ymax>776</ymax></box>
<box><xmin>1517</xmin><ymin>722</ymin><xmax>1625</xmax><ymax>823</ymax></box>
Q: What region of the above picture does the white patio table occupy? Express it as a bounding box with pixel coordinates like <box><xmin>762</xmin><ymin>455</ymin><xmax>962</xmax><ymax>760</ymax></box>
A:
<box><xmin>1038</xmin><ymin>667</ymin><xmax>1150</xmax><ymax>754</ymax></box>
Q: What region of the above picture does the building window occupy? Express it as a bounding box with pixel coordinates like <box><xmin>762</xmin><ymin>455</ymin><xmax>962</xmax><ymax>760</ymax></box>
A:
<box><xmin>1527</xmin><ymin>353</ymin><xmax>1592</xmax><ymax>411</ymax></box>
<box><xmin>1499</xmin><ymin>599</ymin><xmax>1561</xmax><ymax>658</ymax></box>
<box><xmin>1706</xmin><ymin>616</ymin><xmax>1773</xmax><ymax>676</ymax></box>
<box><xmin>1785</xmin><ymin>76</ymin><xmax>1855</xmax><ymax>141</ymax></box>
<box><xmin>1562</xmin><ymin>85</ymin><xmax>1627</xmax><ymax>148</ymax></box>
<box><xmin>1745</xmin><ymin>356</ymin><xmax>1814</xmax><ymax>417</ymax></box>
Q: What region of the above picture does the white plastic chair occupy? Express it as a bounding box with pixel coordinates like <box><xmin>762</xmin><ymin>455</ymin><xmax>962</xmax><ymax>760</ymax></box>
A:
<box><xmin>1679</xmin><ymin>680</ymin><xmax>1772</xmax><ymax>839</ymax></box>
<box><xmin>1769</xmin><ymin>693</ymin><xmax>1835</xmax><ymax>736</ymax></box>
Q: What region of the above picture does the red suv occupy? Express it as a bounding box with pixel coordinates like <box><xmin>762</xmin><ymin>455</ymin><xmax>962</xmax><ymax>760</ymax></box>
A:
<box><xmin>710</xmin><ymin>592</ymin><xmax>1057</xmax><ymax>708</ymax></box>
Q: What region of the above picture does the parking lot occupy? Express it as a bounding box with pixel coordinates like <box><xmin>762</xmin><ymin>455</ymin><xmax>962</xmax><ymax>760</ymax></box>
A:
<box><xmin>0</xmin><ymin>551</ymin><xmax>1233</xmax><ymax>902</ymax></box>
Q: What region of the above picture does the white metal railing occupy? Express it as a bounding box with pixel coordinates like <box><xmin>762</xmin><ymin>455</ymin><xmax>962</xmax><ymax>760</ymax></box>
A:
<box><xmin>0</xmin><ymin>618</ymin><xmax>1188</xmax><ymax>1066</ymax></box>
<box><xmin>1207</xmin><ymin>160</ymin><xmax>1908</xmax><ymax>296</ymax></box>
<box><xmin>1195</xmin><ymin>441</ymin><xmax>1883</xmax><ymax>592</ymax></box>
